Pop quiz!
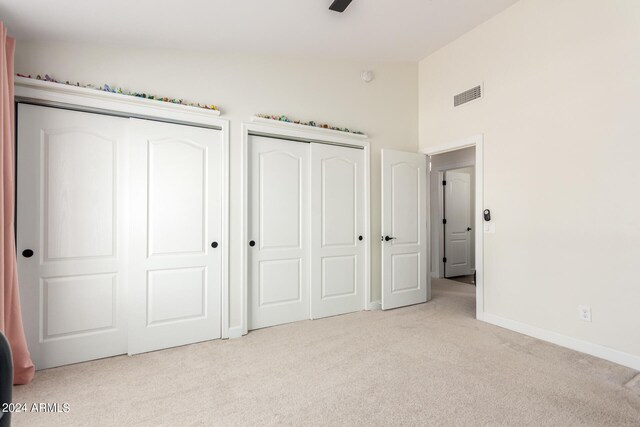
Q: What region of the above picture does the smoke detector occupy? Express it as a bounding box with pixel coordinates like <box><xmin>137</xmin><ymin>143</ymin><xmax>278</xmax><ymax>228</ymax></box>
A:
<box><xmin>361</xmin><ymin>71</ymin><xmax>374</xmax><ymax>83</ymax></box>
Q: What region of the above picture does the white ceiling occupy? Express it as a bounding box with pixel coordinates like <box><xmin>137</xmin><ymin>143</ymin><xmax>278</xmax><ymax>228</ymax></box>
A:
<box><xmin>0</xmin><ymin>0</ymin><xmax>519</xmax><ymax>62</ymax></box>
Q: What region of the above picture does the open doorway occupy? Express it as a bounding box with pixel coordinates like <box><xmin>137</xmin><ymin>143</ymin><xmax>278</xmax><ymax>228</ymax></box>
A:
<box><xmin>428</xmin><ymin>146</ymin><xmax>477</xmax><ymax>312</ymax></box>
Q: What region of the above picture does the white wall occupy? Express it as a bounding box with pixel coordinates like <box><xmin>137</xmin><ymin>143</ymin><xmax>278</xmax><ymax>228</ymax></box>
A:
<box><xmin>15</xmin><ymin>41</ymin><xmax>419</xmax><ymax>330</ymax></box>
<box><xmin>419</xmin><ymin>0</ymin><xmax>640</xmax><ymax>362</ymax></box>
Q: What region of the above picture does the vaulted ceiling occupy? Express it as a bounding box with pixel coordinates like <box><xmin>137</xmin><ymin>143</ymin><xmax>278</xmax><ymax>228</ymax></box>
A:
<box><xmin>0</xmin><ymin>0</ymin><xmax>519</xmax><ymax>61</ymax></box>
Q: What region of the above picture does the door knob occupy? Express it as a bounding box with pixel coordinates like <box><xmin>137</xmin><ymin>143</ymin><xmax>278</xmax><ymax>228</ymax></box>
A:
<box><xmin>22</xmin><ymin>249</ymin><xmax>34</xmax><ymax>258</ymax></box>
<box><xmin>467</xmin><ymin>227</ymin><xmax>472</xmax><ymax>231</ymax></box>
<box><xmin>211</xmin><ymin>242</ymin><xmax>219</xmax><ymax>248</ymax></box>
<box><xmin>358</xmin><ymin>235</ymin><xmax>363</xmax><ymax>241</ymax></box>
<box><xmin>384</xmin><ymin>236</ymin><xmax>396</xmax><ymax>242</ymax></box>
<box><xmin>249</xmin><ymin>240</ymin><xmax>256</xmax><ymax>247</ymax></box>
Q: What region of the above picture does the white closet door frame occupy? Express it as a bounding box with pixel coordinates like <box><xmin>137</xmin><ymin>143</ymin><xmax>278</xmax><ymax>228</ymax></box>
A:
<box><xmin>14</xmin><ymin>78</ymin><xmax>231</xmax><ymax>338</ymax></box>
<box><xmin>240</xmin><ymin>121</ymin><xmax>371</xmax><ymax>336</ymax></box>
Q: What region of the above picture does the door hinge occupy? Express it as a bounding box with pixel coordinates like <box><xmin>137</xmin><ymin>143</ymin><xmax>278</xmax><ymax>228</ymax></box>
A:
<box><xmin>442</xmin><ymin>218</ymin><xmax>447</xmax><ymax>225</ymax></box>
<box><xmin>442</xmin><ymin>180</ymin><xmax>447</xmax><ymax>186</ymax></box>
<box><xmin>443</xmin><ymin>257</ymin><xmax>447</xmax><ymax>263</ymax></box>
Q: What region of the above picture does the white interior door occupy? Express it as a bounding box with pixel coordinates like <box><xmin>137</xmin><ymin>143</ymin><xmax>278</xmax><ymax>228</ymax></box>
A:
<box><xmin>310</xmin><ymin>143</ymin><xmax>365</xmax><ymax>319</ymax></box>
<box><xmin>381</xmin><ymin>149</ymin><xmax>428</xmax><ymax>310</ymax></box>
<box><xmin>17</xmin><ymin>104</ymin><xmax>128</xmax><ymax>369</ymax></box>
<box><xmin>444</xmin><ymin>170</ymin><xmax>472</xmax><ymax>277</ymax></box>
<box><xmin>128</xmin><ymin>119</ymin><xmax>223</xmax><ymax>354</ymax></box>
<box><xmin>248</xmin><ymin>135</ymin><xmax>309</xmax><ymax>329</ymax></box>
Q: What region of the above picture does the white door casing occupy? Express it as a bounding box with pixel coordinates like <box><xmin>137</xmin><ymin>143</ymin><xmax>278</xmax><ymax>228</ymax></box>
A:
<box><xmin>16</xmin><ymin>104</ymin><xmax>129</xmax><ymax>369</ymax></box>
<box><xmin>248</xmin><ymin>135</ymin><xmax>310</xmax><ymax>329</ymax></box>
<box><xmin>381</xmin><ymin>149</ymin><xmax>428</xmax><ymax>310</ymax></box>
<box><xmin>128</xmin><ymin>118</ymin><xmax>223</xmax><ymax>354</ymax></box>
<box><xmin>310</xmin><ymin>143</ymin><xmax>365</xmax><ymax>319</ymax></box>
<box><xmin>444</xmin><ymin>170</ymin><xmax>472</xmax><ymax>277</ymax></box>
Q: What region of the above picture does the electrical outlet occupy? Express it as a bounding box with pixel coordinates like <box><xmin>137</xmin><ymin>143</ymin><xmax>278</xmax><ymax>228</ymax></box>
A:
<box><xmin>578</xmin><ymin>305</ymin><xmax>592</xmax><ymax>322</ymax></box>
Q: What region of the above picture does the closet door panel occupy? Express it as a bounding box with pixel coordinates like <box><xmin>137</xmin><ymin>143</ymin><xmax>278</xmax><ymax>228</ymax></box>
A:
<box><xmin>248</xmin><ymin>136</ymin><xmax>309</xmax><ymax>330</ymax></box>
<box><xmin>259</xmin><ymin>150</ymin><xmax>303</xmax><ymax>249</ymax></box>
<box><xmin>17</xmin><ymin>104</ymin><xmax>128</xmax><ymax>369</ymax></box>
<box><xmin>381</xmin><ymin>150</ymin><xmax>428</xmax><ymax>310</ymax></box>
<box><xmin>45</xmin><ymin>130</ymin><xmax>115</xmax><ymax>260</ymax></box>
<box><xmin>128</xmin><ymin>119</ymin><xmax>222</xmax><ymax>354</ymax></box>
<box><xmin>148</xmin><ymin>140</ymin><xmax>206</xmax><ymax>256</ymax></box>
<box><xmin>310</xmin><ymin>143</ymin><xmax>365</xmax><ymax>319</ymax></box>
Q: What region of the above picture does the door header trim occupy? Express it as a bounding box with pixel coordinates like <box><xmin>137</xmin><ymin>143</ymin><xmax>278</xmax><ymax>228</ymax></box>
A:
<box><xmin>248</xmin><ymin>130</ymin><xmax>364</xmax><ymax>150</ymax></box>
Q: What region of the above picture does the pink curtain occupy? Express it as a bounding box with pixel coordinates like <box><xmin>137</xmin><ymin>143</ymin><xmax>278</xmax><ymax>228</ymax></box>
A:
<box><xmin>0</xmin><ymin>22</ymin><xmax>35</xmax><ymax>385</ymax></box>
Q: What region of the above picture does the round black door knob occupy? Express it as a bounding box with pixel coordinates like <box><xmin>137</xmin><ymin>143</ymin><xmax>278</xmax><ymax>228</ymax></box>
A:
<box><xmin>22</xmin><ymin>249</ymin><xmax>34</xmax><ymax>258</ymax></box>
<box><xmin>467</xmin><ymin>227</ymin><xmax>472</xmax><ymax>231</ymax></box>
<box><xmin>358</xmin><ymin>235</ymin><xmax>363</xmax><ymax>241</ymax></box>
<box><xmin>249</xmin><ymin>240</ymin><xmax>256</xmax><ymax>247</ymax></box>
<box><xmin>211</xmin><ymin>242</ymin><xmax>218</xmax><ymax>248</ymax></box>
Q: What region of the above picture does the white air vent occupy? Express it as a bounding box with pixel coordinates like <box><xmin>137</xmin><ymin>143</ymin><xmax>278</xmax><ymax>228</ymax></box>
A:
<box><xmin>454</xmin><ymin>85</ymin><xmax>482</xmax><ymax>107</ymax></box>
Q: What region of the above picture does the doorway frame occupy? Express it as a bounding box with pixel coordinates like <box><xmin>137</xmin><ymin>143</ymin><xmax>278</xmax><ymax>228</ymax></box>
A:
<box><xmin>421</xmin><ymin>134</ymin><xmax>484</xmax><ymax>320</ymax></box>
<box><xmin>240</xmin><ymin>120</ymin><xmax>372</xmax><ymax>336</ymax></box>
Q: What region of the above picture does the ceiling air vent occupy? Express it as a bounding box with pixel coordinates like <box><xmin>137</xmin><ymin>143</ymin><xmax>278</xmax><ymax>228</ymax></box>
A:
<box><xmin>454</xmin><ymin>85</ymin><xmax>482</xmax><ymax>107</ymax></box>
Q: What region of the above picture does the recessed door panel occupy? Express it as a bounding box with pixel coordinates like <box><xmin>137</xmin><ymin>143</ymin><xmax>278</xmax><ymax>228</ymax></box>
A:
<box><xmin>322</xmin><ymin>256</ymin><xmax>356</xmax><ymax>298</ymax></box>
<box><xmin>310</xmin><ymin>143</ymin><xmax>365</xmax><ymax>319</ymax></box>
<box><xmin>17</xmin><ymin>104</ymin><xmax>128</xmax><ymax>369</ymax></box>
<box><xmin>391</xmin><ymin>163</ymin><xmax>420</xmax><ymax>245</ymax></box>
<box><xmin>260</xmin><ymin>151</ymin><xmax>302</xmax><ymax>250</ymax></box>
<box><xmin>149</xmin><ymin>140</ymin><xmax>206</xmax><ymax>256</ymax></box>
<box><xmin>249</xmin><ymin>136</ymin><xmax>309</xmax><ymax>329</ymax></box>
<box><xmin>147</xmin><ymin>267</ymin><xmax>206</xmax><ymax>326</ymax></box>
<box><xmin>382</xmin><ymin>149</ymin><xmax>428</xmax><ymax>310</ymax></box>
<box><xmin>391</xmin><ymin>253</ymin><xmax>420</xmax><ymax>292</ymax></box>
<box><xmin>43</xmin><ymin>273</ymin><xmax>116</xmax><ymax>339</ymax></box>
<box><xmin>45</xmin><ymin>130</ymin><xmax>115</xmax><ymax>260</ymax></box>
<box><xmin>128</xmin><ymin>119</ymin><xmax>222</xmax><ymax>354</ymax></box>
<box><xmin>322</xmin><ymin>158</ymin><xmax>356</xmax><ymax>247</ymax></box>
<box><xmin>259</xmin><ymin>259</ymin><xmax>302</xmax><ymax>306</ymax></box>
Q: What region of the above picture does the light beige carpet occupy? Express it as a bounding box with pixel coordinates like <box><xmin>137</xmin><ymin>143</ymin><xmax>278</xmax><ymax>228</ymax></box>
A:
<box><xmin>12</xmin><ymin>279</ymin><xmax>640</xmax><ymax>426</ymax></box>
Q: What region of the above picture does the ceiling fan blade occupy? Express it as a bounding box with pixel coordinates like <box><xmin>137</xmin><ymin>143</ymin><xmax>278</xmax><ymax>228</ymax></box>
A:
<box><xmin>329</xmin><ymin>0</ymin><xmax>353</xmax><ymax>13</ymax></box>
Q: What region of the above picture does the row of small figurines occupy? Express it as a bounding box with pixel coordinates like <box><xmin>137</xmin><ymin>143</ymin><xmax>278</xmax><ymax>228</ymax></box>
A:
<box><xmin>17</xmin><ymin>73</ymin><xmax>219</xmax><ymax>111</ymax></box>
<box><xmin>16</xmin><ymin>74</ymin><xmax>365</xmax><ymax>135</ymax></box>
<box><xmin>254</xmin><ymin>114</ymin><xmax>365</xmax><ymax>135</ymax></box>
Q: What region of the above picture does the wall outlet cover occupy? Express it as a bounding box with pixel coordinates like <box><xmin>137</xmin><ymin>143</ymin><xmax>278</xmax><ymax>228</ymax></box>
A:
<box><xmin>578</xmin><ymin>305</ymin><xmax>592</xmax><ymax>322</ymax></box>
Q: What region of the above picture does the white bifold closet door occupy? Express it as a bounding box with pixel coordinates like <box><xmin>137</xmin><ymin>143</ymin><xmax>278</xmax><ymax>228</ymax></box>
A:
<box><xmin>310</xmin><ymin>143</ymin><xmax>365</xmax><ymax>319</ymax></box>
<box><xmin>248</xmin><ymin>136</ymin><xmax>310</xmax><ymax>330</ymax></box>
<box><xmin>17</xmin><ymin>105</ymin><xmax>224</xmax><ymax>368</ymax></box>
<box><xmin>381</xmin><ymin>149</ymin><xmax>428</xmax><ymax>310</ymax></box>
<box><xmin>17</xmin><ymin>105</ymin><xmax>129</xmax><ymax>369</ymax></box>
<box><xmin>128</xmin><ymin>119</ymin><xmax>223</xmax><ymax>354</ymax></box>
<box><xmin>248</xmin><ymin>135</ymin><xmax>366</xmax><ymax>330</ymax></box>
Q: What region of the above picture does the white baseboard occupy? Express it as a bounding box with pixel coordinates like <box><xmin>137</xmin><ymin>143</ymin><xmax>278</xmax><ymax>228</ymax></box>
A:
<box><xmin>482</xmin><ymin>313</ymin><xmax>640</xmax><ymax>371</ymax></box>
<box><xmin>367</xmin><ymin>301</ymin><xmax>381</xmax><ymax>311</ymax></box>
<box><xmin>226</xmin><ymin>326</ymin><xmax>244</xmax><ymax>339</ymax></box>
